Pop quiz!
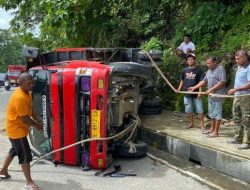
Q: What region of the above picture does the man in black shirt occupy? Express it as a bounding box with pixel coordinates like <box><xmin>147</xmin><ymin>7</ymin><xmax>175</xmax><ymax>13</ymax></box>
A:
<box><xmin>177</xmin><ymin>53</ymin><xmax>205</xmax><ymax>131</ymax></box>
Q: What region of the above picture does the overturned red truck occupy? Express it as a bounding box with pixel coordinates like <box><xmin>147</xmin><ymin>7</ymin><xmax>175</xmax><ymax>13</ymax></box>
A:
<box><xmin>24</xmin><ymin>47</ymin><xmax>162</xmax><ymax>169</ymax></box>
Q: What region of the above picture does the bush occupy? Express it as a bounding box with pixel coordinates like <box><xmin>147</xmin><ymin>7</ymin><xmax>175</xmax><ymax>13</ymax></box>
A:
<box><xmin>155</xmin><ymin>50</ymin><xmax>183</xmax><ymax>109</ymax></box>
<box><xmin>223</xmin><ymin>99</ymin><xmax>233</xmax><ymax>119</ymax></box>
<box><xmin>140</xmin><ymin>37</ymin><xmax>163</xmax><ymax>51</ymax></box>
<box><xmin>221</xmin><ymin>14</ymin><xmax>250</xmax><ymax>52</ymax></box>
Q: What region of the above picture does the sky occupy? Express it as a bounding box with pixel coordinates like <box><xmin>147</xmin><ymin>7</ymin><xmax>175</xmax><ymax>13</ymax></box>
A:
<box><xmin>0</xmin><ymin>8</ymin><xmax>13</xmax><ymax>29</ymax></box>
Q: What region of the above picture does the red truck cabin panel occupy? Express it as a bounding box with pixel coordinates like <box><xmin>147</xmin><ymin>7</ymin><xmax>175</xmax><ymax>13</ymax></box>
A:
<box><xmin>32</xmin><ymin>61</ymin><xmax>112</xmax><ymax>168</ymax></box>
<box><xmin>50</xmin><ymin>71</ymin><xmax>61</xmax><ymax>162</ymax></box>
<box><xmin>89</xmin><ymin>67</ymin><xmax>110</xmax><ymax>169</ymax></box>
<box><xmin>62</xmin><ymin>68</ymin><xmax>77</xmax><ymax>165</ymax></box>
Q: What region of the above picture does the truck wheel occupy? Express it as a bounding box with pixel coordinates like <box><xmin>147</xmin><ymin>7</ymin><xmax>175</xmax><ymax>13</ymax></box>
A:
<box><xmin>113</xmin><ymin>141</ymin><xmax>148</xmax><ymax>158</ymax></box>
<box><xmin>109</xmin><ymin>62</ymin><xmax>152</xmax><ymax>79</ymax></box>
<box><xmin>142</xmin><ymin>97</ymin><xmax>161</xmax><ymax>108</ymax></box>
<box><xmin>138</xmin><ymin>60</ymin><xmax>163</xmax><ymax>67</ymax></box>
<box><xmin>5</xmin><ymin>86</ymin><xmax>10</xmax><ymax>91</ymax></box>
<box><xmin>139</xmin><ymin>106</ymin><xmax>162</xmax><ymax>115</ymax></box>
<box><xmin>4</xmin><ymin>80</ymin><xmax>10</xmax><ymax>91</ymax></box>
<box><xmin>138</xmin><ymin>50</ymin><xmax>163</xmax><ymax>61</ymax></box>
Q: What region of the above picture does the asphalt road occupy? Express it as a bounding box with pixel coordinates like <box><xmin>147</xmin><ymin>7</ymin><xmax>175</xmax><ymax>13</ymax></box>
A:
<box><xmin>0</xmin><ymin>141</ymin><xmax>212</xmax><ymax>190</ymax></box>
<box><xmin>0</xmin><ymin>87</ymin><xmax>213</xmax><ymax>190</ymax></box>
<box><xmin>0</xmin><ymin>86</ymin><xmax>14</xmax><ymax>130</ymax></box>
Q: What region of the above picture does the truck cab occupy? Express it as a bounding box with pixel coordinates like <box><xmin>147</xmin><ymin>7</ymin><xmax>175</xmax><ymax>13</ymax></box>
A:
<box><xmin>25</xmin><ymin>47</ymin><xmax>154</xmax><ymax>169</ymax></box>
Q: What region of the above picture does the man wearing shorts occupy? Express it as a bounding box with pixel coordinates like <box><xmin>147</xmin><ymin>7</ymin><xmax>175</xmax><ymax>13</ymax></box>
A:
<box><xmin>189</xmin><ymin>57</ymin><xmax>226</xmax><ymax>137</ymax></box>
<box><xmin>177</xmin><ymin>53</ymin><xmax>205</xmax><ymax>130</ymax></box>
<box><xmin>0</xmin><ymin>73</ymin><xmax>43</xmax><ymax>190</ymax></box>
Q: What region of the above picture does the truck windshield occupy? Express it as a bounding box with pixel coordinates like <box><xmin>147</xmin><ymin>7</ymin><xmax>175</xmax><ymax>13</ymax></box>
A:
<box><xmin>8</xmin><ymin>71</ymin><xmax>21</xmax><ymax>76</ymax></box>
<box><xmin>29</xmin><ymin>70</ymin><xmax>52</xmax><ymax>157</ymax></box>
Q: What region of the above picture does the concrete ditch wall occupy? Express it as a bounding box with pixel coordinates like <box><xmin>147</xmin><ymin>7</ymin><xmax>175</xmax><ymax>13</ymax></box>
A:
<box><xmin>138</xmin><ymin>127</ymin><xmax>250</xmax><ymax>184</ymax></box>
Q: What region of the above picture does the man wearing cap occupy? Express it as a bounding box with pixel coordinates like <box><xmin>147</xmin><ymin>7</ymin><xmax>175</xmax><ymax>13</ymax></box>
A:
<box><xmin>189</xmin><ymin>57</ymin><xmax>226</xmax><ymax>137</ymax></box>
<box><xmin>176</xmin><ymin>34</ymin><xmax>195</xmax><ymax>64</ymax></box>
<box><xmin>177</xmin><ymin>53</ymin><xmax>205</xmax><ymax>130</ymax></box>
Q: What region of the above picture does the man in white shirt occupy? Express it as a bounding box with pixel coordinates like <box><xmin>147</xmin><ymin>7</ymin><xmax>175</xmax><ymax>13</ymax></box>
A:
<box><xmin>176</xmin><ymin>34</ymin><xmax>196</xmax><ymax>63</ymax></box>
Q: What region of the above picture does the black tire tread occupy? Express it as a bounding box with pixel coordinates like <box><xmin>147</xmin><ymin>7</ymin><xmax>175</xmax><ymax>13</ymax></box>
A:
<box><xmin>109</xmin><ymin>62</ymin><xmax>152</xmax><ymax>79</ymax></box>
<box><xmin>142</xmin><ymin>97</ymin><xmax>161</xmax><ymax>108</ymax></box>
<box><xmin>139</xmin><ymin>106</ymin><xmax>162</xmax><ymax>115</ymax></box>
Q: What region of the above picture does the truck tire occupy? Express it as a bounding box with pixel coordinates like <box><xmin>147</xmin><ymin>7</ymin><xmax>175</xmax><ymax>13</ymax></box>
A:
<box><xmin>138</xmin><ymin>50</ymin><xmax>163</xmax><ymax>61</ymax></box>
<box><xmin>5</xmin><ymin>85</ymin><xmax>10</xmax><ymax>91</ymax></box>
<box><xmin>142</xmin><ymin>97</ymin><xmax>161</xmax><ymax>108</ymax></box>
<box><xmin>113</xmin><ymin>141</ymin><xmax>148</xmax><ymax>158</ymax></box>
<box><xmin>138</xmin><ymin>60</ymin><xmax>163</xmax><ymax>67</ymax></box>
<box><xmin>139</xmin><ymin>106</ymin><xmax>162</xmax><ymax>115</ymax></box>
<box><xmin>4</xmin><ymin>80</ymin><xmax>10</xmax><ymax>91</ymax></box>
<box><xmin>109</xmin><ymin>62</ymin><xmax>152</xmax><ymax>79</ymax></box>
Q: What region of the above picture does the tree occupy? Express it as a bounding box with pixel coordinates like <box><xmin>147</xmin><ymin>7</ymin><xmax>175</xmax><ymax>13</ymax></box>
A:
<box><xmin>0</xmin><ymin>0</ymin><xmax>182</xmax><ymax>50</ymax></box>
<box><xmin>1</xmin><ymin>0</ymin><xmax>117</xmax><ymax>49</ymax></box>
<box><xmin>1</xmin><ymin>0</ymin><xmax>249</xmax><ymax>53</ymax></box>
<box><xmin>0</xmin><ymin>29</ymin><xmax>23</xmax><ymax>72</ymax></box>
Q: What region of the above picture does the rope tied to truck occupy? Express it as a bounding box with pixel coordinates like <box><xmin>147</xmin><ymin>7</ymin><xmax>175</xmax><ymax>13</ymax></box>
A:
<box><xmin>124</xmin><ymin>114</ymin><xmax>142</xmax><ymax>153</ymax></box>
<box><xmin>31</xmin><ymin>114</ymin><xmax>141</xmax><ymax>167</ymax></box>
<box><xmin>144</xmin><ymin>51</ymin><xmax>250</xmax><ymax>98</ymax></box>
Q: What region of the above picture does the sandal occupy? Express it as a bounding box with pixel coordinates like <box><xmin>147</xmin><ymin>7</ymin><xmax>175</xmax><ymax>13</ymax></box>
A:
<box><xmin>201</xmin><ymin>128</ymin><xmax>206</xmax><ymax>133</ymax></box>
<box><xmin>25</xmin><ymin>184</ymin><xmax>40</xmax><ymax>190</ymax></box>
<box><xmin>202</xmin><ymin>130</ymin><xmax>212</xmax><ymax>134</ymax></box>
<box><xmin>0</xmin><ymin>174</ymin><xmax>11</xmax><ymax>180</ymax></box>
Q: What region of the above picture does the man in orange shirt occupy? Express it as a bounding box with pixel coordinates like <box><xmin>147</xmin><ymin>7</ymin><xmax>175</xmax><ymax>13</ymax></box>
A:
<box><xmin>0</xmin><ymin>73</ymin><xmax>43</xmax><ymax>190</ymax></box>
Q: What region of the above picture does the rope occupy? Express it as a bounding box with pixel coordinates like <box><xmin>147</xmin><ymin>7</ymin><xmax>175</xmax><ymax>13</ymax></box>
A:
<box><xmin>127</xmin><ymin>141</ymin><xmax>137</xmax><ymax>153</ymax></box>
<box><xmin>123</xmin><ymin>114</ymin><xmax>142</xmax><ymax>154</ymax></box>
<box><xmin>124</xmin><ymin>114</ymin><xmax>141</xmax><ymax>144</ymax></box>
<box><xmin>31</xmin><ymin>114</ymin><xmax>141</xmax><ymax>168</ymax></box>
<box><xmin>144</xmin><ymin>51</ymin><xmax>250</xmax><ymax>98</ymax></box>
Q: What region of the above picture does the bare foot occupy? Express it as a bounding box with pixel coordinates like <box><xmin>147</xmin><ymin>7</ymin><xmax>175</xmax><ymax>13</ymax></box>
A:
<box><xmin>25</xmin><ymin>182</ymin><xmax>40</xmax><ymax>190</ymax></box>
<box><xmin>186</xmin><ymin>124</ymin><xmax>194</xmax><ymax>129</ymax></box>
<box><xmin>207</xmin><ymin>132</ymin><xmax>219</xmax><ymax>138</ymax></box>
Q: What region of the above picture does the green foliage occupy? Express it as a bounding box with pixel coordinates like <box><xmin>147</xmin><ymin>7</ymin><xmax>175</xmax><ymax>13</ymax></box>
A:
<box><xmin>173</xmin><ymin>2</ymin><xmax>238</xmax><ymax>53</ymax></box>
<box><xmin>157</xmin><ymin>56</ymin><xmax>183</xmax><ymax>110</ymax></box>
<box><xmin>18</xmin><ymin>32</ymin><xmax>44</xmax><ymax>50</ymax></box>
<box><xmin>201</xmin><ymin>95</ymin><xmax>208</xmax><ymax>114</ymax></box>
<box><xmin>0</xmin><ymin>0</ymin><xmax>184</xmax><ymax>50</ymax></box>
<box><xmin>140</xmin><ymin>37</ymin><xmax>163</xmax><ymax>51</ymax></box>
<box><xmin>174</xmin><ymin>94</ymin><xmax>184</xmax><ymax>112</ymax></box>
<box><xmin>0</xmin><ymin>29</ymin><xmax>23</xmax><ymax>72</ymax></box>
<box><xmin>1</xmin><ymin>0</ymin><xmax>250</xmax><ymax>53</ymax></box>
<box><xmin>223</xmin><ymin>99</ymin><xmax>233</xmax><ymax>119</ymax></box>
<box><xmin>220</xmin><ymin>12</ymin><xmax>250</xmax><ymax>52</ymax></box>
